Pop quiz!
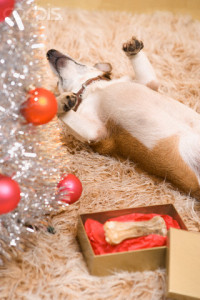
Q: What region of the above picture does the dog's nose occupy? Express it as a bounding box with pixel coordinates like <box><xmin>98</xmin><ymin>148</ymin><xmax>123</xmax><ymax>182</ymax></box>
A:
<box><xmin>46</xmin><ymin>49</ymin><xmax>66</xmax><ymax>59</ymax></box>
<box><xmin>47</xmin><ymin>49</ymin><xmax>57</xmax><ymax>60</ymax></box>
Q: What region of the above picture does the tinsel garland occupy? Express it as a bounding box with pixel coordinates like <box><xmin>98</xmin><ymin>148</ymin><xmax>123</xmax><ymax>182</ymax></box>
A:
<box><xmin>0</xmin><ymin>0</ymin><xmax>65</xmax><ymax>261</ymax></box>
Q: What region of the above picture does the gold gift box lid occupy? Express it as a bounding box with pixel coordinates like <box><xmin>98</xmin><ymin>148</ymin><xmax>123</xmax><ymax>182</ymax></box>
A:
<box><xmin>166</xmin><ymin>228</ymin><xmax>200</xmax><ymax>300</ymax></box>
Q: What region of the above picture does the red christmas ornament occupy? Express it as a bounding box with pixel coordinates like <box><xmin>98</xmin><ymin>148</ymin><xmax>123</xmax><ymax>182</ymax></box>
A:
<box><xmin>0</xmin><ymin>0</ymin><xmax>15</xmax><ymax>22</ymax></box>
<box><xmin>57</xmin><ymin>174</ymin><xmax>83</xmax><ymax>204</ymax></box>
<box><xmin>0</xmin><ymin>175</ymin><xmax>21</xmax><ymax>215</ymax></box>
<box><xmin>20</xmin><ymin>88</ymin><xmax>58</xmax><ymax>125</ymax></box>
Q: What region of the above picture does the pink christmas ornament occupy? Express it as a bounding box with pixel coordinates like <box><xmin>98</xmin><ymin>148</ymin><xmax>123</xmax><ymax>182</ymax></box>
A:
<box><xmin>0</xmin><ymin>175</ymin><xmax>21</xmax><ymax>214</ymax></box>
<box><xmin>57</xmin><ymin>174</ymin><xmax>82</xmax><ymax>204</ymax></box>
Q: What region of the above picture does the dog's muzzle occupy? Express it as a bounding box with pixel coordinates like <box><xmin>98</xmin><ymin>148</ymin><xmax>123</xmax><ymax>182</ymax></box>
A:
<box><xmin>46</xmin><ymin>49</ymin><xmax>68</xmax><ymax>71</ymax></box>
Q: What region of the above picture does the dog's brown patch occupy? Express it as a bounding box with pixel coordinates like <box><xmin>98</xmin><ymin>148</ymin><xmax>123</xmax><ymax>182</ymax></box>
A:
<box><xmin>91</xmin><ymin>121</ymin><xmax>200</xmax><ymax>198</ymax></box>
<box><xmin>146</xmin><ymin>80</ymin><xmax>159</xmax><ymax>91</ymax></box>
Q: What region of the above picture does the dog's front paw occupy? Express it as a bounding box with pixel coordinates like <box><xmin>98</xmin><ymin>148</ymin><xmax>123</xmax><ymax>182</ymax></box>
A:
<box><xmin>57</xmin><ymin>92</ymin><xmax>77</xmax><ymax>115</ymax></box>
<box><xmin>123</xmin><ymin>36</ymin><xmax>144</xmax><ymax>56</ymax></box>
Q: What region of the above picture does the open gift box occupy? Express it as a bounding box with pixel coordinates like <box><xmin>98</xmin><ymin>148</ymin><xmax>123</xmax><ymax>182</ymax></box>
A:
<box><xmin>77</xmin><ymin>204</ymin><xmax>200</xmax><ymax>299</ymax></box>
<box><xmin>77</xmin><ymin>204</ymin><xmax>186</xmax><ymax>276</ymax></box>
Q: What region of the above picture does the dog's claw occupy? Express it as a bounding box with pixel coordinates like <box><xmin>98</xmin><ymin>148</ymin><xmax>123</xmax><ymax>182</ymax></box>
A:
<box><xmin>63</xmin><ymin>103</ymin><xmax>70</xmax><ymax>112</ymax></box>
<box><xmin>123</xmin><ymin>36</ymin><xmax>144</xmax><ymax>56</ymax></box>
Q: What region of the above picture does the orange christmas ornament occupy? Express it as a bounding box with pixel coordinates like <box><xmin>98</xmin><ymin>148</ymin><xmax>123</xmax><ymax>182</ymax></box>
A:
<box><xmin>21</xmin><ymin>87</ymin><xmax>58</xmax><ymax>125</ymax></box>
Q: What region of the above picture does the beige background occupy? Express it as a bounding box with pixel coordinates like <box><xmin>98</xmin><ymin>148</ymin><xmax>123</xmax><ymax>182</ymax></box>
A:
<box><xmin>36</xmin><ymin>0</ymin><xmax>200</xmax><ymax>20</ymax></box>
<box><xmin>1</xmin><ymin>4</ymin><xmax>200</xmax><ymax>300</ymax></box>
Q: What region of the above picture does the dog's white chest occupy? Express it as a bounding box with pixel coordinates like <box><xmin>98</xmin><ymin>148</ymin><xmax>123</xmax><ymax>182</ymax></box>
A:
<box><xmin>86</xmin><ymin>81</ymin><xmax>200</xmax><ymax>149</ymax></box>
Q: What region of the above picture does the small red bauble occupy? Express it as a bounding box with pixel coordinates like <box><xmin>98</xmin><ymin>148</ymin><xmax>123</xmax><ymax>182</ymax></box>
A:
<box><xmin>20</xmin><ymin>88</ymin><xmax>58</xmax><ymax>125</ymax></box>
<box><xmin>57</xmin><ymin>174</ymin><xmax>83</xmax><ymax>204</ymax></box>
<box><xmin>0</xmin><ymin>175</ymin><xmax>21</xmax><ymax>215</ymax></box>
<box><xmin>0</xmin><ymin>0</ymin><xmax>15</xmax><ymax>22</ymax></box>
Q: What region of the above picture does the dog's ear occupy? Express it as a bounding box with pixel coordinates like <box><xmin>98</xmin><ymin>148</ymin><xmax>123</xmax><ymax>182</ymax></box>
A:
<box><xmin>94</xmin><ymin>63</ymin><xmax>112</xmax><ymax>73</ymax></box>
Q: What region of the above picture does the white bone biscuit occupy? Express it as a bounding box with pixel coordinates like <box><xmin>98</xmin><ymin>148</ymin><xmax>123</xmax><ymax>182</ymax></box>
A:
<box><xmin>104</xmin><ymin>216</ymin><xmax>167</xmax><ymax>245</ymax></box>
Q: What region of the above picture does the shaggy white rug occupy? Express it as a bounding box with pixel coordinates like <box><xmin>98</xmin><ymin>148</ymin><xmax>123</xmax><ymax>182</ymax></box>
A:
<box><xmin>1</xmin><ymin>8</ymin><xmax>200</xmax><ymax>300</ymax></box>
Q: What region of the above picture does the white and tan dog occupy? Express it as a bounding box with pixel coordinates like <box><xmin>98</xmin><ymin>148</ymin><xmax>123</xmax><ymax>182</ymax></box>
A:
<box><xmin>47</xmin><ymin>37</ymin><xmax>200</xmax><ymax>199</ymax></box>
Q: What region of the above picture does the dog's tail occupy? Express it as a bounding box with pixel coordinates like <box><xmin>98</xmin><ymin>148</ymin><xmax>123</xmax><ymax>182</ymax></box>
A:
<box><xmin>179</xmin><ymin>132</ymin><xmax>200</xmax><ymax>198</ymax></box>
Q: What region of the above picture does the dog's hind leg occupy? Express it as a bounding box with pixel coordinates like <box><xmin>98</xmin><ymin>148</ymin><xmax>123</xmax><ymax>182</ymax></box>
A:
<box><xmin>123</xmin><ymin>37</ymin><xmax>159</xmax><ymax>91</ymax></box>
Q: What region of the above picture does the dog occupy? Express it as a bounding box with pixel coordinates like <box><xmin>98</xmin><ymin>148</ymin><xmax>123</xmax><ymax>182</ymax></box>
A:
<box><xmin>47</xmin><ymin>36</ymin><xmax>200</xmax><ymax>200</ymax></box>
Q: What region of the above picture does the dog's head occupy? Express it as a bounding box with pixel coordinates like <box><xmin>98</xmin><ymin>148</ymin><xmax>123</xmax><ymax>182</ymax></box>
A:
<box><xmin>47</xmin><ymin>49</ymin><xmax>112</xmax><ymax>93</ymax></box>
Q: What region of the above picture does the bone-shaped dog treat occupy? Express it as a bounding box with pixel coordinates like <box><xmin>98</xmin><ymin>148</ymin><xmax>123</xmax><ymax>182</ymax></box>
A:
<box><xmin>104</xmin><ymin>216</ymin><xmax>167</xmax><ymax>245</ymax></box>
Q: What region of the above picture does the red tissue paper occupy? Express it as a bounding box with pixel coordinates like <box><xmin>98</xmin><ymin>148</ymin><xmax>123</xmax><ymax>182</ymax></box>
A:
<box><xmin>84</xmin><ymin>213</ymin><xmax>180</xmax><ymax>255</ymax></box>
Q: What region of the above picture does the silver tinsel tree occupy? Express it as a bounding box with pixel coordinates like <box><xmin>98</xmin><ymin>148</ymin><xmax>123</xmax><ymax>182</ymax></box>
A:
<box><xmin>0</xmin><ymin>0</ymin><xmax>66</xmax><ymax>261</ymax></box>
